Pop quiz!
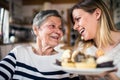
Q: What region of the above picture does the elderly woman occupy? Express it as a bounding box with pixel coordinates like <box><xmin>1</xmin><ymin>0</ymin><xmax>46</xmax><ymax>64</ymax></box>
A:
<box><xmin>70</xmin><ymin>0</ymin><xmax>120</xmax><ymax>80</ymax></box>
<box><xmin>0</xmin><ymin>10</ymin><xmax>79</xmax><ymax>80</ymax></box>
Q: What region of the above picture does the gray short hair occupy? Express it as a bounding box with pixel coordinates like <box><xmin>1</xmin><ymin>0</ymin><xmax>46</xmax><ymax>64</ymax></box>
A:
<box><xmin>32</xmin><ymin>10</ymin><xmax>63</xmax><ymax>28</ymax></box>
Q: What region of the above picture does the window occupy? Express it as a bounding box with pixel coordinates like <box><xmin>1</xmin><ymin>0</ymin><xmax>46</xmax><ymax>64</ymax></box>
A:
<box><xmin>0</xmin><ymin>7</ymin><xmax>9</xmax><ymax>44</ymax></box>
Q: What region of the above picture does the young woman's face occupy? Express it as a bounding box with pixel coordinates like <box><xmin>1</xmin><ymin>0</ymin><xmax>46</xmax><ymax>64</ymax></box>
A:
<box><xmin>36</xmin><ymin>16</ymin><xmax>63</xmax><ymax>47</ymax></box>
<box><xmin>72</xmin><ymin>9</ymin><xmax>100</xmax><ymax>41</ymax></box>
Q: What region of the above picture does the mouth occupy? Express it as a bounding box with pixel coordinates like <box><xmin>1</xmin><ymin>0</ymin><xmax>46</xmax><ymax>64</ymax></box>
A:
<box><xmin>51</xmin><ymin>34</ymin><xmax>60</xmax><ymax>41</ymax></box>
<box><xmin>51</xmin><ymin>36</ymin><xmax>59</xmax><ymax>40</ymax></box>
<box><xmin>79</xmin><ymin>28</ymin><xmax>85</xmax><ymax>35</ymax></box>
<box><xmin>79</xmin><ymin>28</ymin><xmax>85</xmax><ymax>40</ymax></box>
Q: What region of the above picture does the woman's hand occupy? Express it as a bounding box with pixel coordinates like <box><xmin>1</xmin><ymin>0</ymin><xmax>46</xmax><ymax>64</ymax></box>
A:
<box><xmin>107</xmin><ymin>72</ymin><xmax>120</xmax><ymax>80</ymax></box>
<box><xmin>86</xmin><ymin>68</ymin><xmax>119</xmax><ymax>80</ymax></box>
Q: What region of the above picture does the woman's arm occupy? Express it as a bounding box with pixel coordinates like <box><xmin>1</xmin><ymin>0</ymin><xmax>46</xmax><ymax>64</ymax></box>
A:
<box><xmin>85</xmin><ymin>68</ymin><xmax>119</xmax><ymax>80</ymax></box>
<box><xmin>0</xmin><ymin>53</ymin><xmax>17</xmax><ymax>80</ymax></box>
<box><xmin>107</xmin><ymin>72</ymin><xmax>120</xmax><ymax>80</ymax></box>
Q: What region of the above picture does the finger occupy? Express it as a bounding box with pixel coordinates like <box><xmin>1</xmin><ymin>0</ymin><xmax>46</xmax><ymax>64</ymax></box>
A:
<box><xmin>97</xmin><ymin>68</ymin><xmax>118</xmax><ymax>77</ymax></box>
<box><xmin>105</xmin><ymin>68</ymin><xmax>118</xmax><ymax>73</ymax></box>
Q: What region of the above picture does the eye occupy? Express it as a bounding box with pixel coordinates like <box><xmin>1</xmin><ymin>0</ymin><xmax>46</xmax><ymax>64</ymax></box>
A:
<box><xmin>48</xmin><ymin>24</ymin><xmax>55</xmax><ymax>29</ymax></box>
<box><xmin>74</xmin><ymin>17</ymin><xmax>81</xmax><ymax>22</ymax></box>
<box><xmin>59</xmin><ymin>27</ymin><xmax>63</xmax><ymax>30</ymax></box>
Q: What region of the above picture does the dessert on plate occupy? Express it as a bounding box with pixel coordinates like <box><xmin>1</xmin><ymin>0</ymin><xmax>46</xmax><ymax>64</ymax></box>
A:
<box><xmin>71</xmin><ymin>50</ymin><xmax>96</xmax><ymax>69</ymax></box>
<box><xmin>61</xmin><ymin>49</ymin><xmax>75</xmax><ymax>68</ymax></box>
<box><xmin>58</xmin><ymin>49</ymin><xmax>114</xmax><ymax>69</ymax></box>
<box><xmin>61</xmin><ymin>49</ymin><xmax>96</xmax><ymax>69</ymax></box>
<box><xmin>96</xmin><ymin>49</ymin><xmax>114</xmax><ymax>68</ymax></box>
<box><xmin>96</xmin><ymin>56</ymin><xmax>114</xmax><ymax>68</ymax></box>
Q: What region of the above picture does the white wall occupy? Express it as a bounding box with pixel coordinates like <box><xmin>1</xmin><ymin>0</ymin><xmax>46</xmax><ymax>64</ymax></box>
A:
<box><xmin>22</xmin><ymin>3</ymin><xmax>75</xmax><ymax>23</ymax></box>
<box><xmin>52</xmin><ymin>4</ymin><xmax>75</xmax><ymax>22</ymax></box>
<box><xmin>22</xmin><ymin>5</ymin><xmax>42</xmax><ymax>18</ymax></box>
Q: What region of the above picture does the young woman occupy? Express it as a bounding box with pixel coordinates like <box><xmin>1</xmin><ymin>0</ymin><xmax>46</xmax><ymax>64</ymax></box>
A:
<box><xmin>70</xmin><ymin>0</ymin><xmax>120</xmax><ymax>80</ymax></box>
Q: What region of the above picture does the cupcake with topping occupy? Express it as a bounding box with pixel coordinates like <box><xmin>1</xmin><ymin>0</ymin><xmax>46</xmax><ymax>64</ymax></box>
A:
<box><xmin>71</xmin><ymin>50</ymin><xmax>96</xmax><ymax>69</ymax></box>
<box><xmin>61</xmin><ymin>49</ymin><xmax>75</xmax><ymax>68</ymax></box>
<box><xmin>96</xmin><ymin>49</ymin><xmax>114</xmax><ymax>68</ymax></box>
<box><xmin>96</xmin><ymin>56</ymin><xmax>114</xmax><ymax>68</ymax></box>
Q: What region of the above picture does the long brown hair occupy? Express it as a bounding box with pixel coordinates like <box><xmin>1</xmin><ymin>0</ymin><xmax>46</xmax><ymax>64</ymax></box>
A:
<box><xmin>70</xmin><ymin>0</ymin><xmax>118</xmax><ymax>52</ymax></box>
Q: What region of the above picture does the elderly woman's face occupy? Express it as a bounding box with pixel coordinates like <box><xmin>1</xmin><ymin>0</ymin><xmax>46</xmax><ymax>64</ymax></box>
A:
<box><xmin>72</xmin><ymin>9</ymin><xmax>100</xmax><ymax>40</ymax></box>
<box><xmin>36</xmin><ymin>16</ymin><xmax>63</xmax><ymax>47</ymax></box>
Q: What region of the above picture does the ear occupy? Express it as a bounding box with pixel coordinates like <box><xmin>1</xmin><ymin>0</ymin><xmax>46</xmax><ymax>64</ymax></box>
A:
<box><xmin>94</xmin><ymin>8</ymin><xmax>101</xmax><ymax>20</ymax></box>
<box><xmin>32</xmin><ymin>26</ymin><xmax>38</xmax><ymax>36</ymax></box>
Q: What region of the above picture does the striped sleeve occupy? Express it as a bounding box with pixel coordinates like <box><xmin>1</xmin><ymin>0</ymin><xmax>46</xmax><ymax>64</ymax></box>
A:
<box><xmin>0</xmin><ymin>53</ymin><xmax>16</xmax><ymax>80</ymax></box>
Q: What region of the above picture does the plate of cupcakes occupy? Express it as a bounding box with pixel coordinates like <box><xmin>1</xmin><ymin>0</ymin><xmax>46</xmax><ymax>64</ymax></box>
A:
<box><xmin>53</xmin><ymin>49</ymin><xmax>117</xmax><ymax>75</ymax></box>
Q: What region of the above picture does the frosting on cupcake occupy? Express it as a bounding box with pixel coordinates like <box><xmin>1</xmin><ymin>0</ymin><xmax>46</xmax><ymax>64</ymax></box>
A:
<box><xmin>96</xmin><ymin>56</ymin><xmax>114</xmax><ymax>68</ymax></box>
<box><xmin>96</xmin><ymin>56</ymin><xmax>113</xmax><ymax>64</ymax></box>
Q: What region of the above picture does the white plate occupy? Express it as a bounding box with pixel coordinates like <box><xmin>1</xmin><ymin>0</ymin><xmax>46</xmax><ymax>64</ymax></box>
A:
<box><xmin>52</xmin><ymin>63</ymin><xmax>116</xmax><ymax>75</ymax></box>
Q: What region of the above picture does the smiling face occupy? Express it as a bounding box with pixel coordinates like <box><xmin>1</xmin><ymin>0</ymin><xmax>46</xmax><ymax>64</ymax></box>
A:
<box><xmin>72</xmin><ymin>9</ymin><xmax>100</xmax><ymax>41</ymax></box>
<box><xmin>34</xmin><ymin>16</ymin><xmax>63</xmax><ymax>47</ymax></box>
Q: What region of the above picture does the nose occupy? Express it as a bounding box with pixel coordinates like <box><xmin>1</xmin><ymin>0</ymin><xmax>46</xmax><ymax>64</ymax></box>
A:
<box><xmin>73</xmin><ymin>23</ymin><xmax>79</xmax><ymax>30</ymax></box>
<box><xmin>55</xmin><ymin>28</ymin><xmax>63</xmax><ymax>36</ymax></box>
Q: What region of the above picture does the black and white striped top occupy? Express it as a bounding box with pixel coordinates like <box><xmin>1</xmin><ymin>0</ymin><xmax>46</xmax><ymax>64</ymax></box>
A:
<box><xmin>0</xmin><ymin>45</ymin><xmax>79</xmax><ymax>80</ymax></box>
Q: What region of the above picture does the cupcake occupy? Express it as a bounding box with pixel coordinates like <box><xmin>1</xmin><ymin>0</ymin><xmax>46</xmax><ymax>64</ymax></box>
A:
<box><xmin>71</xmin><ymin>50</ymin><xmax>86</xmax><ymax>62</ymax></box>
<box><xmin>61</xmin><ymin>49</ymin><xmax>96</xmax><ymax>69</ymax></box>
<box><xmin>71</xmin><ymin>50</ymin><xmax>96</xmax><ymax>69</ymax></box>
<box><xmin>61</xmin><ymin>49</ymin><xmax>75</xmax><ymax>68</ymax></box>
<box><xmin>96</xmin><ymin>56</ymin><xmax>114</xmax><ymax>68</ymax></box>
<box><xmin>75</xmin><ymin>57</ymin><xmax>96</xmax><ymax>69</ymax></box>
